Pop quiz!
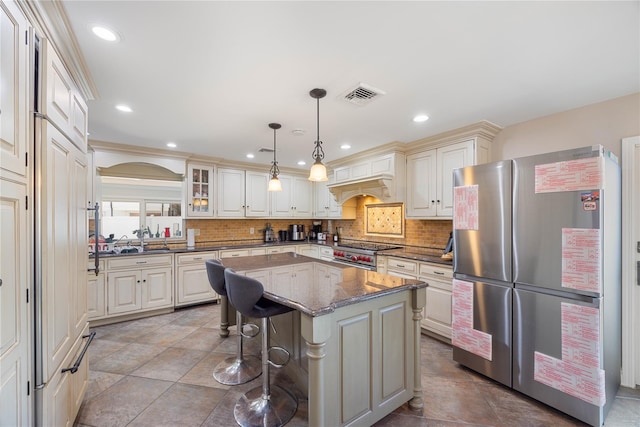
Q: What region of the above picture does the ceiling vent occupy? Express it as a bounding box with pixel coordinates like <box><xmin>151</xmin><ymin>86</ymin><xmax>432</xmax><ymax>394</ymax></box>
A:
<box><xmin>341</xmin><ymin>83</ymin><xmax>386</xmax><ymax>106</ymax></box>
<box><xmin>258</xmin><ymin>147</ymin><xmax>274</xmax><ymax>153</ymax></box>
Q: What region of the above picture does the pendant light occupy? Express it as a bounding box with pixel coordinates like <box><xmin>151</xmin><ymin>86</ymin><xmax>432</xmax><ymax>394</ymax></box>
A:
<box><xmin>308</xmin><ymin>88</ymin><xmax>329</xmax><ymax>182</ymax></box>
<box><xmin>267</xmin><ymin>122</ymin><xmax>283</xmax><ymax>192</ymax></box>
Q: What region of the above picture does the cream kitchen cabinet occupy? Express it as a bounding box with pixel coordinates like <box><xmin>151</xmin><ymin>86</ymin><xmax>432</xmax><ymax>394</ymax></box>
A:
<box><xmin>318</xmin><ymin>245</ymin><xmax>335</xmax><ymax>262</ymax></box>
<box><xmin>175</xmin><ymin>251</ymin><xmax>220</xmax><ymax>307</ymax></box>
<box><xmin>313</xmin><ymin>175</ymin><xmax>341</xmax><ymax>218</ymax></box>
<box><xmin>271</xmin><ymin>174</ymin><xmax>313</xmax><ymax>218</ymax></box>
<box><xmin>106</xmin><ymin>255</ymin><xmax>173</xmax><ymax>315</ymax></box>
<box><xmin>384</xmin><ymin>256</ymin><xmax>453</xmax><ymax>340</ymax></box>
<box><xmin>87</xmin><ymin>260</ymin><xmax>106</xmax><ymax>320</ymax></box>
<box><xmin>217</xmin><ymin>167</ymin><xmax>270</xmax><ymax>217</ymax></box>
<box><xmin>0</xmin><ymin>3</ymin><xmax>31</xmax><ymax>425</ymax></box>
<box><xmin>297</xmin><ymin>244</ymin><xmax>320</xmax><ymax>258</ymax></box>
<box><xmin>42</xmin><ymin>39</ymin><xmax>89</xmax><ymax>152</ymax></box>
<box><xmin>186</xmin><ymin>163</ymin><xmax>214</xmax><ymax>217</ymax></box>
<box><xmin>0</xmin><ymin>0</ymin><xmax>29</xmax><ymax>180</ymax></box>
<box><xmin>406</xmin><ymin>138</ymin><xmax>491</xmax><ymax>218</ymax></box>
<box><xmin>265</xmin><ymin>245</ymin><xmax>296</xmax><ymax>254</ymax></box>
<box><xmin>219</xmin><ymin>247</ymin><xmax>268</xmax><ymax>258</ymax></box>
<box><xmin>418</xmin><ymin>263</ymin><xmax>453</xmax><ymax>340</ymax></box>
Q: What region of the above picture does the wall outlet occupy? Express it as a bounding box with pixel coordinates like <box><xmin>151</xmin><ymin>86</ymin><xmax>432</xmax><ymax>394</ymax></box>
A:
<box><xmin>194</xmin><ymin>229</ymin><xmax>200</xmax><ymax>236</ymax></box>
<box><xmin>250</xmin><ymin>227</ymin><xmax>254</xmax><ymax>234</ymax></box>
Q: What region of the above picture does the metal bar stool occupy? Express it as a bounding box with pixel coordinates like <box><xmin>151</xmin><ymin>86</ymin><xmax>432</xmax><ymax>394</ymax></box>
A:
<box><xmin>206</xmin><ymin>259</ymin><xmax>261</xmax><ymax>385</ymax></box>
<box><xmin>224</xmin><ymin>269</ymin><xmax>298</xmax><ymax>427</ymax></box>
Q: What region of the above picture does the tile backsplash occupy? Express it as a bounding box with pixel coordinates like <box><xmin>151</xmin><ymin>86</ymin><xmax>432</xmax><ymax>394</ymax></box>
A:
<box><xmin>183</xmin><ymin>196</ymin><xmax>451</xmax><ymax>250</ymax></box>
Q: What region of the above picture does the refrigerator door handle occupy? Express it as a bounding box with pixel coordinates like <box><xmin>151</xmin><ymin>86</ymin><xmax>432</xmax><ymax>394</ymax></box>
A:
<box><xmin>637</xmin><ymin>261</ymin><xmax>640</xmax><ymax>286</ymax></box>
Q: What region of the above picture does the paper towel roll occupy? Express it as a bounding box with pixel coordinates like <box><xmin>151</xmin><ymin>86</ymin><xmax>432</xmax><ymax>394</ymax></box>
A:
<box><xmin>187</xmin><ymin>229</ymin><xmax>195</xmax><ymax>249</ymax></box>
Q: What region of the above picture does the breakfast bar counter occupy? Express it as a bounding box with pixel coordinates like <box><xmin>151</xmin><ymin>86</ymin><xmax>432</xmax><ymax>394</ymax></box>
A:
<box><xmin>220</xmin><ymin>253</ymin><xmax>427</xmax><ymax>427</ymax></box>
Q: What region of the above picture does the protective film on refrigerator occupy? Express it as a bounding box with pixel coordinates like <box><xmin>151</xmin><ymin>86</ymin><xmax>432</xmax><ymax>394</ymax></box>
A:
<box><xmin>452</xmin><ymin>279</ymin><xmax>492</xmax><ymax>361</ymax></box>
<box><xmin>534</xmin><ymin>156</ymin><xmax>604</xmax><ymax>194</ymax></box>
<box><xmin>533</xmin><ymin>302</ymin><xmax>605</xmax><ymax>407</ymax></box>
<box><xmin>561</xmin><ymin>228</ymin><xmax>602</xmax><ymax>293</ymax></box>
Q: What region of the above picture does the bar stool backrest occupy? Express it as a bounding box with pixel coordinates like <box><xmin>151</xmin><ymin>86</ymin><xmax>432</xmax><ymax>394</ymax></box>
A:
<box><xmin>224</xmin><ymin>269</ymin><xmax>265</xmax><ymax>318</ymax></box>
<box><xmin>205</xmin><ymin>259</ymin><xmax>226</xmax><ymax>296</ymax></box>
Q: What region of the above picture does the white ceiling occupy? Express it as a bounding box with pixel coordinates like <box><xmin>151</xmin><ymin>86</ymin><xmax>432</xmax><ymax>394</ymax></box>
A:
<box><xmin>61</xmin><ymin>1</ymin><xmax>639</xmax><ymax>170</ymax></box>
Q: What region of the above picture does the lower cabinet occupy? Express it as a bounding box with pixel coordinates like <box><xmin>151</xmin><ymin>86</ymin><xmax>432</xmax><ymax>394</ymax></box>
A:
<box><xmin>87</xmin><ymin>261</ymin><xmax>105</xmax><ymax>320</ymax></box>
<box><xmin>106</xmin><ymin>255</ymin><xmax>173</xmax><ymax>316</ymax></box>
<box><xmin>175</xmin><ymin>251</ymin><xmax>219</xmax><ymax>306</ymax></box>
<box><xmin>384</xmin><ymin>256</ymin><xmax>453</xmax><ymax>340</ymax></box>
<box><xmin>418</xmin><ymin>263</ymin><xmax>453</xmax><ymax>340</ymax></box>
<box><xmin>296</xmin><ymin>244</ymin><xmax>319</xmax><ymax>258</ymax></box>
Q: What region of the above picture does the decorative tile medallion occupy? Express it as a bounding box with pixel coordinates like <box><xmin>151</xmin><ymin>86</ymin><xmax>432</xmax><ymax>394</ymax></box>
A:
<box><xmin>365</xmin><ymin>202</ymin><xmax>404</xmax><ymax>238</ymax></box>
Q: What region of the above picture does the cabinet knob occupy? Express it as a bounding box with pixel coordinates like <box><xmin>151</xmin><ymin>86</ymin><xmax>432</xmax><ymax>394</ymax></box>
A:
<box><xmin>437</xmin><ymin>200</ymin><xmax>441</xmax><ymax>203</ymax></box>
<box><xmin>137</xmin><ymin>280</ymin><xmax>141</xmax><ymax>283</ymax></box>
<box><xmin>431</xmin><ymin>200</ymin><xmax>435</xmax><ymax>204</ymax></box>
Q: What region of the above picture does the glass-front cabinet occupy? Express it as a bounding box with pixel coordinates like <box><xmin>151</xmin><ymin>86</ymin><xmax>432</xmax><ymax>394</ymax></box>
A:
<box><xmin>187</xmin><ymin>163</ymin><xmax>214</xmax><ymax>217</ymax></box>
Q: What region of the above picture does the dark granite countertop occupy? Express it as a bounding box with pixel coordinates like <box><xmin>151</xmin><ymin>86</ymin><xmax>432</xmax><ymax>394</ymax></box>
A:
<box><xmin>90</xmin><ymin>240</ymin><xmax>336</xmax><ymax>258</ymax></box>
<box><xmin>380</xmin><ymin>247</ymin><xmax>453</xmax><ymax>267</ymax></box>
<box><xmin>220</xmin><ymin>252</ymin><xmax>427</xmax><ymax>317</ymax></box>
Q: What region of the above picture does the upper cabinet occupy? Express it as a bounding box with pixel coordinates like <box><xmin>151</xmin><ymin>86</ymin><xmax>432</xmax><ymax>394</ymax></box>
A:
<box><xmin>41</xmin><ymin>39</ymin><xmax>88</xmax><ymax>152</ymax></box>
<box><xmin>406</xmin><ymin>141</ymin><xmax>476</xmax><ymax>218</ymax></box>
<box><xmin>314</xmin><ymin>174</ymin><xmax>342</xmax><ymax>218</ymax></box>
<box><xmin>270</xmin><ymin>174</ymin><xmax>313</xmax><ymax>218</ymax></box>
<box><xmin>0</xmin><ymin>0</ymin><xmax>29</xmax><ymax>179</ymax></box>
<box><xmin>405</xmin><ymin>122</ymin><xmax>500</xmax><ymax>219</ymax></box>
<box><xmin>186</xmin><ymin>163</ymin><xmax>214</xmax><ymax>217</ymax></box>
<box><xmin>217</xmin><ymin>167</ymin><xmax>270</xmax><ymax>217</ymax></box>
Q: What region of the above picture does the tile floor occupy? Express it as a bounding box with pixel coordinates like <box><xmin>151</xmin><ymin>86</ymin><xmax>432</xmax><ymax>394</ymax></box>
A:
<box><xmin>75</xmin><ymin>303</ymin><xmax>640</xmax><ymax>427</ymax></box>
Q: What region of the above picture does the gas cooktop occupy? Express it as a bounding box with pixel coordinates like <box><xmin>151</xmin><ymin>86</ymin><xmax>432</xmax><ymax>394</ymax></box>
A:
<box><xmin>335</xmin><ymin>241</ymin><xmax>402</xmax><ymax>252</ymax></box>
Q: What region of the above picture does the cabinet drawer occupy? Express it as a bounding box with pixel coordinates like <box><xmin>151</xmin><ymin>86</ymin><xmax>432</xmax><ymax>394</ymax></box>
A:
<box><xmin>318</xmin><ymin>246</ymin><xmax>334</xmax><ymax>257</ymax></box>
<box><xmin>177</xmin><ymin>251</ymin><xmax>218</xmax><ymax>265</ymax></box>
<box><xmin>219</xmin><ymin>249</ymin><xmax>250</xmax><ymax>258</ymax></box>
<box><xmin>107</xmin><ymin>254</ymin><xmax>173</xmax><ymax>270</ymax></box>
<box><xmin>87</xmin><ymin>260</ymin><xmax>105</xmax><ymax>272</ymax></box>
<box><xmin>387</xmin><ymin>257</ymin><xmax>417</xmax><ymax>274</ymax></box>
<box><xmin>418</xmin><ymin>263</ymin><xmax>453</xmax><ymax>280</ymax></box>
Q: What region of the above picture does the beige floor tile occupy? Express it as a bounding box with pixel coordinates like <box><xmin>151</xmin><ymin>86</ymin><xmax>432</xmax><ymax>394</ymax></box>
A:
<box><xmin>127</xmin><ymin>383</ymin><xmax>226</xmax><ymax>427</ymax></box>
<box><xmin>131</xmin><ymin>347</ymin><xmax>209</xmax><ymax>382</ymax></box>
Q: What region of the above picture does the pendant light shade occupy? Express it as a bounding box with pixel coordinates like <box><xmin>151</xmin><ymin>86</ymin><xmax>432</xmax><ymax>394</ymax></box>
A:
<box><xmin>308</xmin><ymin>88</ymin><xmax>328</xmax><ymax>182</ymax></box>
<box><xmin>267</xmin><ymin>123</ymin><xmax>283</xmax><ymax>192</ymax></box>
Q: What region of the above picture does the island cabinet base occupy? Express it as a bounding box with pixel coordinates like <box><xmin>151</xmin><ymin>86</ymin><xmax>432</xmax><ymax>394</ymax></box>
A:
<box><xmin>275</xmin><ymin>287</ymin><xmax>426</xmax><ymax>427</ymax></box>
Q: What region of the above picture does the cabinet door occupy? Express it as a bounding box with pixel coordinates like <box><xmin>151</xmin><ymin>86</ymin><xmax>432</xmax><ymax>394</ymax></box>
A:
<box><xmin>405</xmin><ymin>150</ymin><xmax>437</xmax><ymax>218</ymax></box>
<box><xmin>245</xmin><ymin>171</ymin><xmax>270</xmax><ymax>217</ymax></box>
<box><xmin>270</xmin><ymin>174</ymin><xmax>293</xmax><ymax>217</ymax></box>
<box><xmin>107</xmin><ymin>270</ymin><xmax>142</xmax><ymax>314</ymax></box>
<box><xmin>0</xmin><ymin>0</ymin><xmax>29</xmax><ymax>178</ymax></box>
<box><xmin>40</xmin><ymin>122</ymin><xmax>88</xmax><ymax>381</ymax></box>
<box><xmin>187</xmin><ymin>164</ymin><xmax>214</xmax><ymax>217</ymax></box>
<box><xmin>42</xmin><ymin>40</ymin><xmax>88</xmax><ymax>152</ymax></box>
<box><xmin>314</xmin><ymin>181</ymin><xmax>328</xmax><ymax>217</ymax></box>
<box><xmin>422</xmin><ymin>281</ymin><xmax>452</xmax><ymax>339</ymax></box>
<box><xmin>436</xmin><ymin>140</ymin><xmax>473</xmax><ymax>217</ymax></box>
<box><xmin>292</xmin><ymin>176</ymin><xmax>313</xmax><ymax>217</ymax></box>
<box><xmin>0</xmin><ymin>178</ymin><xmax>30</xmax><ymax>427</ymax></box>
<box><xmin>177</xmin><ymin>264</ymin><xmax>219</xmax><ymax>305</ymax></box>
<box><xmin>142</xmin><ymin>267</ymin><xmax>173</xmax><ymax>309</ymax></box>
<box><xmin>217</xmin><ymin>167</ymin><xmax>245</xmax><ymax>217</ymax></box>
<box><xmin>87</xmin><ymin>273</ymin><xmax>106</xmax><ymax>319</ymax></box>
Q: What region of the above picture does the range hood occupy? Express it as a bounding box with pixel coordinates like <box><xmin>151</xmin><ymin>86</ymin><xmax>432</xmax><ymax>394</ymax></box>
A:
<box><xmin>327</xmin><ymin>173</ymin><xmax>397</xmax><ymax>204</ymax></box>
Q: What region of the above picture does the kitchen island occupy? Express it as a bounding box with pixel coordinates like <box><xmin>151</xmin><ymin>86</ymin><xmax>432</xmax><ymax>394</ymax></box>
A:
<box><xmin>220</xmin><ymin>253</ymin><xmax>427</xmax><ymax>427</ymax></box>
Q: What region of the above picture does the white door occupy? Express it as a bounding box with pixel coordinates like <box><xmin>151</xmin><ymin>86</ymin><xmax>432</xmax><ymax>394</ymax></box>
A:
<box><xmin>217</xmin><ymin>168</ymin><xmax>245</xmax><ymax>217</ymax></box>
<box><xmin>405</xmin><ymin>150</ymin><xmax>437</xmax><ymax>217</ymax></box>
<box><xmin>436</xmin><ymin>140</ymin><xmax>473</xmax><ymax>217</ymax></box>
<box><xmin>107</xmin><ymin>271</ymin><xmax>142</xmax><ymax>314</ymax></box>
<box><xmin>245</xmin><ymin>171</ymin><xmax>270</xmax><ymax>217</ymax></box>
<box><xmin>271</xmin><ymin>174</ymin><xmax>293</xmax><ymax>217</ymax></box>
<box><xmin>0</xmin><ymin>179</ymin><xmax>30</xmax><ymax>426</ymax></box>
<box><xmin>621</xmin><ymin>135</ymin><xmax>640</xmax><ymax>388</ymax></box>
<box><xmin>142</xmin><ymin>267</ymin><xmax>172</xmax><ymax>309</ymax></box>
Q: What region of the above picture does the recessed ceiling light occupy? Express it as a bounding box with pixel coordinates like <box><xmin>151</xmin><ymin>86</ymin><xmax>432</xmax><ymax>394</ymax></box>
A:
<box><xmin>413</xmin><ymin>114</ymin><xmax>429</xmax><ymax>123</ymax></box>
<box><xmin>340</xmin><ymin>144</ymin><xmax>351</xmax><ymax>150</ymax></box>
<box><xmin>297</xmin><ymin>160</ymin><xmax>306</xmax><ymax>166</ymax></box>
<box><xmin>166</xmin><ymin>142</ymin><xmax>177</xmax><ymax>148</ymax></box>
<box><xmin>292</xmin><ymin>129</ymin><xmax>305</xmax><ymax>136</ymax></box>
<box><xmin>115</xmin><ymin>105</ymin><xmax>132</xmax><ymax>113</ymax></box>
<box><xmin>246</xmin><ymin>153</ymin><xmax>255</xmax><ymax>159</ymax></box>
<box><xmin>91</xmin><ymin>25</ymin><xmax>119</xmax><ymax>42</ymax></box>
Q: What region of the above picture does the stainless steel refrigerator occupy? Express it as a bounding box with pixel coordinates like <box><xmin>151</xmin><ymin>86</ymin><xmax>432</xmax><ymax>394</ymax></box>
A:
<box><xmin>452</xmin><ymin>145</ymin><xmax>621</xmax><ymax>427</ymax></box>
